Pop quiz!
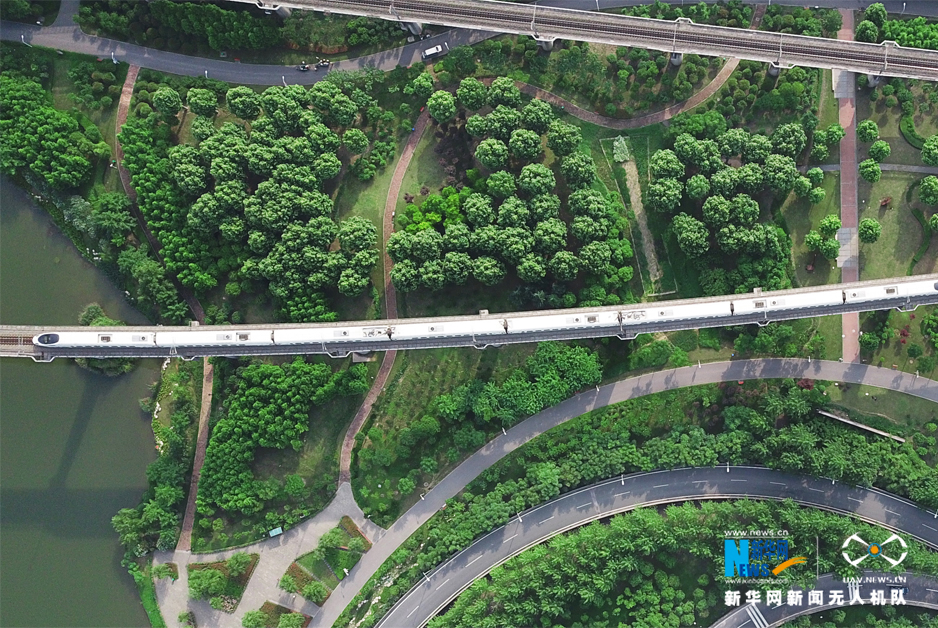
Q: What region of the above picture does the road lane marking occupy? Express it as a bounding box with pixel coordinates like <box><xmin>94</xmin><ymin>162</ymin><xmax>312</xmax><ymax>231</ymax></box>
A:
<box><xmin>467</xmin><ymin>556</ymin><xmax>482</xmax><ymax>565</ymax></box>
<box><xmin>926</xmin><ymin>588</ymin><xmax>938</xmax><ymax>594</ymax></box>
<box><xmin>691</xmin><ymin>480</ymin><xmax>707</xmax><ymax>484</ymax></box>
<box><xmin>539</xmin><ymin>516</ymin><xmax>554</xmax><ymax>525</ymax></box>
<box><xmin>808</xmin><ymin>488</ymin><xmax>825</xmax><ymax>493</ymax></box>
<box><xmin>577</xmin><ymin>502</ymin><xmax>591</xmax><ymax>509</ymax></box>
<box><xmin>653</xmin><ymin>484</ymin><xmax>669</xmax><ymax>488</ymax></box>
<box><xmin>407</xmin><ymin>607</ymin><xmax>420</xmax><ymax>618</ymax></box>
<box><xmin>886</xmin><ymin>509</ymin><xmax>901</xmax><ymax>515</ymax></box>
<box><xmin>848</xmin><ymin>497</ymin><xmax>862</xmax><ymax>503</ymax></box>
<box><xmin>503</xmin><ymin>534</ymin><xmax>518</xmax><ymax>543</ymax></box>
<box><xmin>770</xmin><ymin>482</ymin><xmax>786</xmax><ymax>486</ymax></box>
<box><xmin>731</xmin><ymin>479</ymin><xmax>747</xmax><ymax>482</ymax></box>
<box><xmin>615</xmin><ymin>491</ymin><xmax>630</xmax><ymax>497</ymax></box>
<box><xmin>435</xmin><ymin>578</ymin><xmax>450</xmax><ymax>591</ymax></box>
<box><xmin>923</xmin><ymin>524</ymin><xmax>938</xmax><ymax>532</ymax></box>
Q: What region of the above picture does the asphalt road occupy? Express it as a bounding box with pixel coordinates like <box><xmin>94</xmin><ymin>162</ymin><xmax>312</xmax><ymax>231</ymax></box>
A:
<box><xmin>2</xmin><ymin>0</ymin><xmax>938</xmax><ymax>87</ymax></box>
<box><xmin>711</xmin><ymin>571</ymin><xmax>938</xmax><ymax>628</ymax></box>
<box><xmin>311</xmin><ymin>358</ymin><xmax>938</xmax><ymax>628</ymax></box>
<box><xmin>378</xmin><ymin>467</ymin><xmax>938</xmax><ymax>628</ymax></box>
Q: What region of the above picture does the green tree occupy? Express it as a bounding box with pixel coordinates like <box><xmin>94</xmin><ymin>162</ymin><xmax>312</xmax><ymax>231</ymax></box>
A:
<box><xmin>804</xmin><ymin>229</ymin><xmax>824</xmax><ymax>252</ymax></box>
<box><xmin>487</xmin><ymin>76</ymin><xmax>522</xmax><ymax>108</ymax></box>
<box><xmin>859</xmin><ymin>331</ymin><xmax>882</xmax><ymax>353</ymax></box>
<box><xmin>771</xmin><ymin>123</ymin><xmax>808</xmax><ymax>158</ymax></box>
<box><xmin>808</xmin><ymin>187</ymin><xmax>827</xmax><ymax>204</ymax></box>
<box><xmin>443</xmin><ymin>251</ymin><xmax>473</xmax><ymax>284</ymax></box>
<box><xmin>475</xmin><ymin>139</ymin><xmax>509</xmax><ymax>171</ymax></box>
<box><xmin>342</xmin><ymin>128</ymin><xmax>369</xmax><ymax>154</ymax></box>
<box><xmin>186</xmin><ymin>88</ymin><xmax>218</xmax><ymax>118</ymax></box>
<box><xmin>338</xmin><ymin>216</ymin><xmax>378</xmax><ymax>252</ymax></box>
<box><xmin>227</xmin><ymin>552</ymin><xmax>252</xmax><ymax>577</ymax></box>
<box><xmin>521</xmin><ymin>99</ymin><xmax>554</xmax><ymax>134</ymax></box>
<box><xmin>819</xmin><ymin>214</ymin><xmax>842</xmax><ymax>238</ymax></box>
<box><xmin>856</xmin><ymin>20</ymin><xmax>879</xmax><ymax>43</ymax></box>
<box><xmin>650</xmin><ymin>149</ymin><xmax>685</xmax><ymax>179</ymax></box>
<box><xmin>398</xmin><ymin>476</ymin><xmax>416</xmax><ymax>495</ymax></box>
<box><xmin>561</xmin><ymin>153</ymin><xmax>596</xmax><ymax>189</ymax></box>
<box><xmin>857</xmin><ymin>119</ymin><xmax>880</xmax><ymax>142</ymax></box>
<box><xmin>411</xmin><ymin>72</ymin><xmax>435</xmax><ymax>99</ymax></box>
<box><xmin>869</xmin><ymin>140</ymin><xmax>891</xmax><ymax>162</ymax></box>
<box><xmin>672</xmin><ymin>213</ymin><xmax>709</xmax><ymax>258</ymax></box>
<box><xmin>922</xmin><ymin>135</ymin><xmax>938</xmax><ymax>167</ymax></box>
<box><xmin>279</xmin><ymin>573</ymin><xmax>298</xmax><ymax>593</ymax></box>
<box><xmin>189</xmin><ymin>568</ymin><xmax>226</xmax><ymax>599</ymax></box>
<box><xmin>865</xmin><ymin>3</ymin><xmax>887</xmax><ymax>28</ymax></box>
<box><xmin>702</xmin><ymin>195</ymin><xmax>731</xmax><ymax>226</ymax></box>
<box><xmin>819</xmin><ymin>237</ymin><xmax>841</xmax><ymax>260</ymax></box>
<box><xmin>516</xmin><ymin>253</ymin><xmax>547</xmax><ymax>282</ymax></box>
<box><xmin>465</xmin><ymin>114</ymin><xmax>489</xmax><ymax>138</ymax></box>
<box><xmin>427</xmin><ymin>90</ymin><xmax>457</xmax><ymax>123</ymax></box>
<box><xmin>517</xmin><ymin>163</ymin><xmax>556</xmax><ymax>197</ymax></box>
<box><xmin>645</xmin><ymin>178</ymin><xmax>683</xmax><ymax>213</ymax></box>
<box><xmin>457</xmin><ymin>77</ymin><xmax>487</xmax><ymax>111</ymax></box>
<box><xmin>151</xmin><ymin>88</ymin><xmax>182</xmax><ymax>118</ymax></box>
<box><xmin>509</xmin><ymin>129</ymin><xmax>542</xmax><ymax>162</ymax></box>
<box><xmin>806</xmin><ymin>167</ymin><xmax>824</xmax><ymax>185</ymax></box>
<box><xmin>242</xmin><ymin>610</ymin><xmax>266</xmax><ymax>628</ymax></box>
<box><xmin>472</xmin><ymin>256</ymin><xmax>507</xmax><ymax>285</ymax></box>
<box><xmin>226</xmin><ymin>86</ymin><xmax>261</xmax><ymax>120</ymax></box>
<box><xmin>859</xmin><ymin>158</ymin><xmax>882</xmax><ymax>183</ymax></box>
<box><xmin>278</xmin><ymin>613</ymin><xmax>306</xmax><ymax>628</ymax></box>
<box><xmin>548</xmin><ymin>250</ymin><xmax>579</xmax><ymax>281</ymax></box>
<box><xmin>546</xmin><ymin>121</ymin><xmax>581</xmax><ymax>157</ymax></box>
<box><xmin>858</xmin><ymin>218</ymin><xmax>882</xmax><ymax>243</ymax></box>
<box><xmin>486</xmin><ymin>171</ymin><xmax>516</xmax><ymax>198</ymax></box>
<box><xmin>685</xmin><ymin>174</ymin><xmax>710</xmax><ymax>200</ymax></box>
<box><xmin>764</xmin><ymin>154</ymin><xmax>799</xmax><ymax>193</ymax></box>
<box><xmin>730</xmin><ymin>194</ymin><xmax>760</xmax><ymax>226</ymax></box>
<box><xmin>302</xmin><ymin>581</ymin><xmax>329</xmax><ymax>605</ymax></box>
<box><xmin>920</xmin><ymin>176</ymin><xmax>938</xmax><ymax>205</ymax></box>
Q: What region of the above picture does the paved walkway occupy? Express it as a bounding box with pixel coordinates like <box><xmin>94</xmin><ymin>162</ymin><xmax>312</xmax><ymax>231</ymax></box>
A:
<box><xmin>836</xmin><ymin>9</ymin><xmax>860</xmax><ymax>363</ymax></box>
<box><xmin>338</xmin><ymin>111</ymin><xmax>431</xmax><ymax>483</ymax></box>
<box><xmin>308</xmin><ymin>358</ymin><xmax>938</xmax><ymax>628</ymax></box>
<box><xmin>175</xmin><ymin>357</ymin><xmax>214</xmax><ymax>551</ymax></box>
<box><xmin>155</xmin><ymin>482</ymin><xmax>385</xmax><ymax>627</ymax></box>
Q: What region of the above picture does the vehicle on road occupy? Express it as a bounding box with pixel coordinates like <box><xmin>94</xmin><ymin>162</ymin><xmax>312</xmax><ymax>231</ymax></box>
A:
<box><xmin>297</xmin><ymin>62</ymin><xmax>310</xmax><ymax>71</ymax></box>
<box><xmin>421</xmin><ymin>42</ymin><xmax>449</xmax><ymax>60</ymax></box>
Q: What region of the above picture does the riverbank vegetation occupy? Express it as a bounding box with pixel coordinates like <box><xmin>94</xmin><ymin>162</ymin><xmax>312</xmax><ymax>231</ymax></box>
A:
<box><xmin>432</xmin><ymin>502</ymin><xmax>938</xmax><ymax>628</ymax></box>
<box><xmin>190</xmin><ymin>358</ymin><xmax>369</xmax><ymax>550</ymax></box>
<box><xmin>338</xmin><ymin>379</ymin><xmax>938</xmax><ymax>628</ymax></box>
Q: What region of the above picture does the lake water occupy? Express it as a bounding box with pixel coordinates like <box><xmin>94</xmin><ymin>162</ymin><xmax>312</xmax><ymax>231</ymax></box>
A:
<box><xmin>1</xmin><ymin>179</ymin><xmax>157</xmax><ymax>627</ymax></box>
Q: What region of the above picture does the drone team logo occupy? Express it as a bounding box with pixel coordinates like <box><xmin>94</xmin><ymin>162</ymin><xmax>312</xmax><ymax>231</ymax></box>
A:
<box><xmin>841</xmin><ymin>533</ymin><xmax>908</xmax><ymax>567</ymax></box>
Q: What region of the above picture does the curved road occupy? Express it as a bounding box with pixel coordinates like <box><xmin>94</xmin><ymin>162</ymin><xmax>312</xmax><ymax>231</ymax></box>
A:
<box><xmin>379</xmin><ymin>468</ymin><xmax>938</xmax><ymax>628</ymax></box>
<box><xmin>711</xmin><ymin>571</ymin><xmax>938</xmax><ymax>628</ymax></box>
<box><xmin>306</xmin><ymin>358</ymin><xmax>938</xmax><ymax>628</ymax></box>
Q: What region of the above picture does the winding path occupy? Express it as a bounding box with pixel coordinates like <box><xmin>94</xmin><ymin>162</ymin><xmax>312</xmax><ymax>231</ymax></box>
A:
<box><xmin>379</xmin><ymin>468</ymin><xmax>938</xmax><ymax>628</ymax></box>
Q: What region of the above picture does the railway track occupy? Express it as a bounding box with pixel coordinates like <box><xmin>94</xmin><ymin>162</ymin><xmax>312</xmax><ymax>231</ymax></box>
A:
<box><xmin>254</xmin><ymin>0</ymin><xmax>938</xmax><ymax>80</ymax></box>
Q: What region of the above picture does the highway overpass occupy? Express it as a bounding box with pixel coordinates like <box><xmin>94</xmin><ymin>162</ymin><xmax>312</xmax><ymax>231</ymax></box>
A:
<box><xmin>2</xmin><ymin>274</ymin><xmax>938</xmax><ymax>361</ymax></box>
<box><xmin>241</xmin><ymin>0</ymin><xmax>938</xmax><ymax>81</ymax></box>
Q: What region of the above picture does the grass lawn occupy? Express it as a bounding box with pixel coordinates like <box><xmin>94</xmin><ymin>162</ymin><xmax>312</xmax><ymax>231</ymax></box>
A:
<box><xmin>257</xmin><ymin>602</ymin><xmax>312</xmax><ymax>628</ymax></box>
<box><xmin>783</xmin><ymin>172</ymin><xmax>842</xmax><ymax>287</ymax></box>
<box><xmin>855</xmin><ymin>82</ymin><xmax>936</xmax><ymax>166</ymax></box>
<box><xmin>816</xmin><ymin>70</ymin><xmax>841</xmax><ymax>165</ymax></box>
<box><xmin>352</xmin><ymin>344</ymin><xmax>534</xmax><ymax>526</ymax></box>
<box><xmin>861</xmin><ymin>308</ymin><xmax>938</xmax><ymax>377</ymax></box>
<box><xmin>296</xmin><ymin>554</ymin><xmax>341</xmax><ymax>590</ymax></box>
<box><xmin>858</xmin><ymin>172</ymin><xmax>935</xmax><ymax>279</ymax></box>
<box><xmin>816</xmin><ymin>314</ymin><xmax>844</xmax><ymax>361</ymax></box>
<box><xmin>187</xmin><ymin>554</ymin><xmax>259</xmax><ymax>612</ymax></box>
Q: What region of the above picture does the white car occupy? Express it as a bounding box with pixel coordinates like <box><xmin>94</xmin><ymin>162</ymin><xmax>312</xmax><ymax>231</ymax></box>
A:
<box><xmin>421</xmin><ymin>42</ymin><xmax>449</xmax><ymax>60</ymax></box>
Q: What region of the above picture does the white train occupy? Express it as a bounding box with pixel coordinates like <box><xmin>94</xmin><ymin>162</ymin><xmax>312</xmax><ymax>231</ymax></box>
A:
<box><xmin>31</xmin><ymin>278</ymin><xmax>938</xmax><ymax>354</ymax></box>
